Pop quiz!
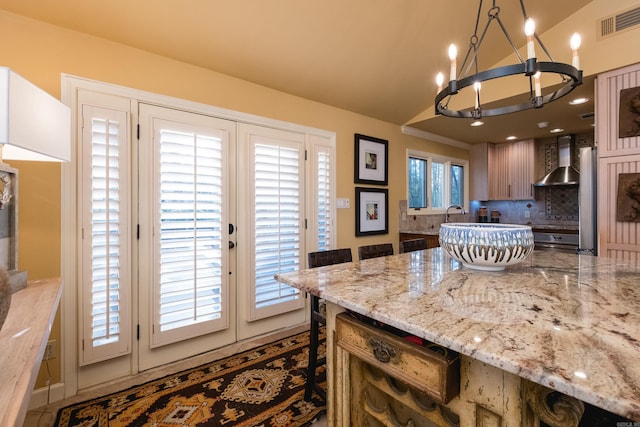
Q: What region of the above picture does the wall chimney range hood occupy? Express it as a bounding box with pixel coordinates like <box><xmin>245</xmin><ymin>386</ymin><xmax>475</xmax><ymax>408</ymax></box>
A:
<box><xmin>534</xmin><ymin>134</ymin><xmax>580</xmax><ymax>186</ymax></box>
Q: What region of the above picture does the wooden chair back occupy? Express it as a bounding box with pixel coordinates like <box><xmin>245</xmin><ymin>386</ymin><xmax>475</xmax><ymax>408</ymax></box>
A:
<box><xmin>357</xmin><ymin>243</ymin><xmax>394</xmax><ymax>260</ymax></box>
<box><xmin>308</xmin><ymin>248</ymin><xmax>353</xmax><ymax>268</ymax></box>
<box><xmin>400</xmin><ymin>238</ymin><xmax>428</xmax><ymax>253</ymax></box>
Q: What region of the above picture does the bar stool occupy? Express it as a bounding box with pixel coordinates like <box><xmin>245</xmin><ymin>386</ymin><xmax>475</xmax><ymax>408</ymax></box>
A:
<box><xmin>399</xmin><ymin>238</ymin><xmax>428</xmax><ymax>253</ymax></box>
<box><xmin>305</xmin><ymin>248</ymin><xmax>353</xmax><ymax>401</ymax></box>
<box><xmin>357</xmin><ymin>243</ymin><xmax>393</xmax><ymax>260</ymax></box>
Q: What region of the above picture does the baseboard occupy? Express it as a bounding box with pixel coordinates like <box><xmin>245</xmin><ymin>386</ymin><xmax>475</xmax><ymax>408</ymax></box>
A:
<box><xmin>29</xmin><ymin>382</ymin><xmax>66</xmax><ymax>410</ymax></box>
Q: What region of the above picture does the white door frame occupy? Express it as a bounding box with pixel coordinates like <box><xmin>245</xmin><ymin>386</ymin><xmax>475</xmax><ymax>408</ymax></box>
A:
<box><xmin>60</xmin><ymin>74</ymin><xmax>335</xmax><ymax>398</ymax></box>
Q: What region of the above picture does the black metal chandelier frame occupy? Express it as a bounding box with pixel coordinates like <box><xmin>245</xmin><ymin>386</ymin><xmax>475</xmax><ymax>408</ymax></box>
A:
<box><xmin>434</xmin><ymin>0</ymin><xmax>583</xmax><ymax>119</ymax></box>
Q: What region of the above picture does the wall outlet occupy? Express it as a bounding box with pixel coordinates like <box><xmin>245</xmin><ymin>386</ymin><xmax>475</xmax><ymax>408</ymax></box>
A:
<box><xmin>524</xmin><ymin>210</ymin><xmax>531</xmax><ymax>219</ymax></box>
<box><xmin>44</xmin><ymin>340</ymin><xmax>56</xmax><ymax>360</ymax></box>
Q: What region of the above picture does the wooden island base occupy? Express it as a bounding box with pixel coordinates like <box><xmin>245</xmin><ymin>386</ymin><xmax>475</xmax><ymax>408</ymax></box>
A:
<box><xmin>275</xmin><ymin>249</ymin><xmax>640</xmax><ymax>422</ymax></box>
<box><xmin>327</xmin><ymin>304</ymin><xmax>617</xmax><ymax>427</ymax></box>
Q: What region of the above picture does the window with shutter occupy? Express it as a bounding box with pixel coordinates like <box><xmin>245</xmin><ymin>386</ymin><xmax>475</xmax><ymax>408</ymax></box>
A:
<box><xmin>144</xmin><ymin>112</ymin><xmax>231</xmax><ymax>349</ymax></box>
<box><xmin>238</xmin><ymin>126</ymin><xmax>306</xmax><ymax>323</ymax></box>
<box><xmin>79</xmin><ymin>101</ymin><xmax>131</xmax><ymax>365</ymax></box>
<box><xmin>308</xmin><ymin>140</ymin><xmax>334</xmax><ymax>253</ymax></box>
<box><xmin>155</xmin><ymin>128</ymin><xmax>225</xmax><ymax>334</ymax></box>
<box><xmin>253</xmin><ymin>143</ymin><xmax>302</xmax><ymax>312</ymax></box>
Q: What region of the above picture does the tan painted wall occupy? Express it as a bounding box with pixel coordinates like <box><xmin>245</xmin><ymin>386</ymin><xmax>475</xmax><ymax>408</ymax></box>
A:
<box><xmin>0</xmin><ymin>10</ymin><xmax>467</xmax><ymax>389</ymax></box>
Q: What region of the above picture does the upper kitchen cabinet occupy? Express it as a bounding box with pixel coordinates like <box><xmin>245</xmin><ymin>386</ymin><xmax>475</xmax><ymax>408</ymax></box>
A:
<box><xmin>471</xmin><ymin>139</ymin><xmax>535</xmax><ymax>201</ymax></box>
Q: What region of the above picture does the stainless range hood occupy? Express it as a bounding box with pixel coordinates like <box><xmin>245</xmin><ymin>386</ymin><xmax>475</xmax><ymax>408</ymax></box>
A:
<box><xmin>534</xmin><ymin>135</ymin><xmax>580</xmax><ymax>187</ymax></box>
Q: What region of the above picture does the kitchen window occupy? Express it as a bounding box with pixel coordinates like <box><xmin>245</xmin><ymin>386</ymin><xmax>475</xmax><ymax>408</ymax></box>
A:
<box><xmin>407</xmin><ymin>149</ymin><xmax>468</xmax><ymax>215</ymax></box>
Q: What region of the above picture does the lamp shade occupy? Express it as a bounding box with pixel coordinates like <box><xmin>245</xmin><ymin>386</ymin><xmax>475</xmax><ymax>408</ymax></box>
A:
<box><xmin>0</xmin><ymin>67</ymin><xmax>70</xmax><ymax>162</ymax></box>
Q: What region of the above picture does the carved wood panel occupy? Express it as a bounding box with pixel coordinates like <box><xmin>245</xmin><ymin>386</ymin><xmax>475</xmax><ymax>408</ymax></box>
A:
<box><xmin>596</xmin><ymin>63</ymin><xmax>640</xmax><ymax>259</ymax></box>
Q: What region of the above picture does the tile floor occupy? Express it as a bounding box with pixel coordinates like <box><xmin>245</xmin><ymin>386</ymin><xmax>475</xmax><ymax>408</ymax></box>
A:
<box><xmin>23</xmin><ymin>325</ymin><xmax>327</xmax><ymax>427</ymax></box>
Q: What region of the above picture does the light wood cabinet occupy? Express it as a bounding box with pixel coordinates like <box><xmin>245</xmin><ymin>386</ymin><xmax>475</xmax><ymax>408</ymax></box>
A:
<box><xmin>471</xmin><ymin>139</ymin><xmax>535</xmax><ymax>201</ymax></box>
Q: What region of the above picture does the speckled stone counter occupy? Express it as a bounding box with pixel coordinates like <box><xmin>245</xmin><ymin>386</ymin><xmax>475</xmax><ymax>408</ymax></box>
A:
<box><xmin>275</xmin><ymin>249</ymin><xmax>640</xmax><ymax>420</ymax></box>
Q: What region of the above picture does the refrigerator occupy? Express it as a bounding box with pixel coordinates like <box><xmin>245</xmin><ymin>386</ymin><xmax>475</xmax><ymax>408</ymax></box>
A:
<box><xmin>578</xmin><ymin>146</ymin><xmax>598</xmax><ymax>255</ymax></box>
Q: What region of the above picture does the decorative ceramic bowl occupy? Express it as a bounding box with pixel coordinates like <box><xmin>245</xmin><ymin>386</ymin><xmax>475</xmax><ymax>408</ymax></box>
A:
<box><xmin>439</xmin><ymin>223</ymin><xmax>534</xmax><ymax>271</ymax></box>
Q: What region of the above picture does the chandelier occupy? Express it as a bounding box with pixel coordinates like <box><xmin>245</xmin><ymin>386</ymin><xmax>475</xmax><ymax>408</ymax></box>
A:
<box><xmin>434</xmin><ymin>0</ymin><xmax>583</xmax><ymax>120</ymax></box>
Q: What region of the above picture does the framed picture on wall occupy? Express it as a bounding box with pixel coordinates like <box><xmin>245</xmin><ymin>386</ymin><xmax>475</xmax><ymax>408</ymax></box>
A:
<box><xmin>355</xmin><ymin>187</ymin><xmax>388</xmax><ymax>236</ymax></box>
<box><xmin>354</xmin><ymin>133</ymin><xmax>388</xmax><ymax>185</ymax></box>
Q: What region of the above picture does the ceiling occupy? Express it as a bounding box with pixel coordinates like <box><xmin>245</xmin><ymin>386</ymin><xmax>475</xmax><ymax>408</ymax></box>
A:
<box><xmin>0</xmin><ymin>0</ymin><xmax>595</xmax><ymax>144</ymax></box>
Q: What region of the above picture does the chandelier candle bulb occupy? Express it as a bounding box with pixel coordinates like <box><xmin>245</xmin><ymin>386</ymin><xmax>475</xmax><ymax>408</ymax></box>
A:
<box><xmin>524</xmin><ymin>18</ymin><xmax>536</xmax><ymax>59</ymax></box>
<box><xmin>436</xmin><ymin>72</ymin><xmax>444</xmax><ymax>92</ymax></box>
<box><xmin>534</xmin><ymin>72</ymin><xmax>541</xmax><ymax>98</ymax></box>
<box><xmin>448</xmin><ymin>44</ymin><xmax>457</xmax><ymax>81</ymax></box>
<box><xmin>570</xmin><ymin>33</ymin><xmax>581</xmax><ymax>69</ymax></box>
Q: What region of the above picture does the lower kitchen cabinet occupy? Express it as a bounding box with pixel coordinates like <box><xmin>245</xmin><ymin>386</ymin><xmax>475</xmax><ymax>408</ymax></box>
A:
<box><xmin>399</xmin><ymin>233</ymin><xmax>439</xmax><ymax>248</ymax></box>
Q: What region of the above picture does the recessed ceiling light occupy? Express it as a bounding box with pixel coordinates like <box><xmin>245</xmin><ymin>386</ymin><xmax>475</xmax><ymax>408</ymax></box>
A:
<box><xmin>537</xmin><ymin>121</ymin><xmax>549</xmax><ymax>128</ymax></box>
<box><xmin>550</xmin><ymin>128</ymin><xmax>564</xmax><ymax>133</ymax></box>
<box><xmin>506</xmin><ymin>136</ymin><xmax>517</xmax><ymax>140</ymax></box>
<box><xmin>569</xmin><ymin>97</ymin><xmax>589</xmax><ymax>105</ymax></box>
<box><xmin>470</xmin><ymin>120</ymin><xmax>484</xmax><ymax>127</ymax></box>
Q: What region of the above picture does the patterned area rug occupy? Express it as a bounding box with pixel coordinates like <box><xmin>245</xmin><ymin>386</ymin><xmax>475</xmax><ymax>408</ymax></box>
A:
<box><xmin>54</xmin><ymin>330</ymin><xmax>326</xmax><ymax>426</ymax></box>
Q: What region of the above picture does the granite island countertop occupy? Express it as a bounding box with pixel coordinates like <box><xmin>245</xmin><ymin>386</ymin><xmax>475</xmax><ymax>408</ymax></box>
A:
<box><xmin>275</xmin><ymin>249</ymin><xmax>640</xmax><ymax>420</ymax></box>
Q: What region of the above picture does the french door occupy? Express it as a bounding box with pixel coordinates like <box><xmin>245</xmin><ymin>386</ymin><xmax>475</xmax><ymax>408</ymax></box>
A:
<box><xmin>235</xmin><ymin>123</ymin><xmax>307</xmax><ymax>341</ymax></box>
<box><xmin>77</xmin><ymin>91</ymin><xmax>320</xmax><ymax>382</ymax></box>
<box><xmin>137</xmin><ymin>104</ymin><xmax>238</xmax><ymax>370</ymax></box>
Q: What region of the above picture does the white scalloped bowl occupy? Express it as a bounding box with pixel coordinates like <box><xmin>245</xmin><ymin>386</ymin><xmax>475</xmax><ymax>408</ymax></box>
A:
<box><xmin>439</xmin><ymin>223</ymin><xmax>534</xmax><ymax>271</ymax></box>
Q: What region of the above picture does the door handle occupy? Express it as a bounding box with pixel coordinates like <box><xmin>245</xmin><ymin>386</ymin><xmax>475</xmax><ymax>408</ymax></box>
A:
<box><xmin>229</xmin><ymin>241</ymin><xmax>235</xmax><ymax>249</ymax></box>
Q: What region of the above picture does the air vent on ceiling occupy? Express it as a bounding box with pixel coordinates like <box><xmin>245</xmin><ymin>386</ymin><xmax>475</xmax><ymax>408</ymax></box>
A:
<box><xmin>579</xmin><ymin>112</ymin><xmax>595</xmax><ymax>120</ymax></box>
<box><xmin>598</xmin><ymin>6</ymin><xmax>640</xmax><ymax>40</ymax></box>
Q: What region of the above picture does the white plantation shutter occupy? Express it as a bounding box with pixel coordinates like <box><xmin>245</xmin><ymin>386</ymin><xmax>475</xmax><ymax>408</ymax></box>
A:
<box><xmin>79</xmin><ymin>100</ymin><xmax>131</xmax><ymax>365</ymax></box>
<box><xmin>246</xmin><ymin>128</ymin><xmax>305</xmax><ymax>321</ymax></box>
<box><xmin>149</xmin><ymin>116</ymin><xmax>230</xmax><ymax>347</ymax></box>
<box><xmin>310</xmin><ymin>140</ymin><xmax>334</xmax><ymax>252</ymax></box>
<box><xmin>254</xmin><ymin>144</ymin><xmax>300</xmax><ymax>306</ymax></box>
<box><xmin>73</xmin><ymin>81</ymin><xmax>336</xmax><ymax>374</ymax></box>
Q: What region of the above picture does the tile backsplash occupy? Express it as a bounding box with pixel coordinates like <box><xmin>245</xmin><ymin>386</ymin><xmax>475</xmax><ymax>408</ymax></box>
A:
<box><xmin>398</xmin><ymin>198</ymin><xmax>578</xmax><ymax>232</ymax></box>
<box><xmin>398</xmin><ymin>132</ymin><xmax>594</xmax><ymax>231</ymax></box>
<box><xmin>398</xmin><ymin>200</ymin><xmax>473</xmax><ymax>232</ymax></box>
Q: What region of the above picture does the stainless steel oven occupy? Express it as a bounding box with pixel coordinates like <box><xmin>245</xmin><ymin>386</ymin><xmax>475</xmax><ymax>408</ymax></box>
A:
<box><xmin>533</xmin><ymin>231</ymin><xmax>579</xmax><ymax>253</ymax></box>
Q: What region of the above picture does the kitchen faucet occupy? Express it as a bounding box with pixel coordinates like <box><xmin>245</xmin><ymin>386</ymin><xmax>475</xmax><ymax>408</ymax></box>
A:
<box><xmin>445</xmin><ymin>204</ymin><xmax>465</xmax><ymax>223</ymax></box>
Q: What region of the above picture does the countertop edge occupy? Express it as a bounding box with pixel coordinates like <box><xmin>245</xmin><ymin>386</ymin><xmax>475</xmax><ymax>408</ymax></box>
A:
<box><xmin>0</xmin><ymin>278</ymin><xmax>63</xmax><ymax>427</ymax></box>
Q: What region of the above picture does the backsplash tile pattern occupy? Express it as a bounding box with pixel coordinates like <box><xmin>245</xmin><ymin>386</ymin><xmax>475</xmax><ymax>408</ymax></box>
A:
<box><xmin>546</xmin><ymin>187</ymin><xmax>579</xmax><ymax>219</ymax></box>
<box><xmin>541</xmin><ymin>133</ymin><xmax>593</xmax><ymax>220</ymax></box>
<box><xmin>398</xmin><ymin>200</ymin><xmax>472</xmax><ymax>233</ymax></box>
